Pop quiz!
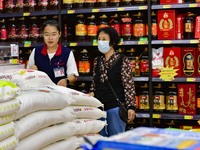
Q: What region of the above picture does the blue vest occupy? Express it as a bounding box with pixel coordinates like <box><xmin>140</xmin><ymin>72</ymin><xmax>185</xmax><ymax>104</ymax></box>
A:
<box><xmin>34</xmin><ymin>45</ymin><xmax>70</xmax><ymax>84</ymax></box>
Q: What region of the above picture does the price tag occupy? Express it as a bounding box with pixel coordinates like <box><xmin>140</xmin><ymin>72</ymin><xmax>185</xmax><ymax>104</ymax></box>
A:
<box><xmin>163</xmin><ymin>40</ymin><xmax>172</xmax><ymax>44</ymax></box>
<box><xmin>190</xmin><ymin>40</ymin><xmax>198</xmax><ymax>44</ymax></box>
<box><xmin>67</xmin><ymin>10</ymin><xmax>75</xmax><ymax>14</ymax></box>
<box><xmin>186</xmin><ymin>78</ymin><xmax>196</xmax><ymax>82</ymax></box>
<box><xmin>189</xmin><ymin>4</ymin><xmax>197</xmax><ymax>7</ymax></box>
<box><xmin>23</xmin><ymin>12</ymin><xmax>30</xmax><ymax>16</ymax></box>
<box><xmin>138</xmin><ymin>41</ymin><xmax>146</xmax><ymax>45</ymax></box>
<box><xmin>92</xmin><ymin>9</ymin><xmax>100</xmax><ymax>12</ymax></box>
<box><xmin>163</xmin><ymin>5</ymin><xmax>171</xmax><ymax>8</ymax></box>
<box><xmin>69</xmin><ymin>42</ymin><xmax>77</xmax><ymax>46</ymax></box>
<box><xmin>11</xmin><ymin>59</ymin><xmax>18</xmax><ymax>64</ymax></box>
<box><xmin>139</xmin><ymin>6</ymin><xmax>147</xmax><ymax>10</ymax></box>
<box><xmin>93</xmin><ymin>40</ymin><xmax>98</xmax><ymax>46</ymax></box>
<box><xmin>184</xmin><ymin>115</ymin><xmax>193</xmax><ymax>120</ymax></box>
<box><xmin>153</xmin><ymin>114</ymin><xmax>161</xmax><ymax>118</ymax></box>
<box><xmin>117</xmin><ymin>7</ymin><xmax>125</xmax><ymax>11</ymax></box>
<box><xmin>24</xmin><ymin>41</ymin><xmax>31</xmax><ymax>47</ymax></box>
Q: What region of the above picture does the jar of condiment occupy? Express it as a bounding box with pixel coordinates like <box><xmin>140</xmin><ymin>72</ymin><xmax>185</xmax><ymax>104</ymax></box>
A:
<box><xmin>76</xmin><ymin>14</ymin><xmax>87</xmax><ymax>41</ymax></box>
<box><xmin>121</xmin><ymin>13</ymin><xmax>132</xmax><ymax>41</ymax></box>
<box><xmin>184</xmin><ymin>12</ymin><xmax>195</xmax><ymax>39</ymax></box>
<box><xmin>110</xmin><ymin>14</ymin><xmax>121</xmax><ymax>37</ymax></box>
<box><xmin>87</xmin><ymin>15</ymin><xmax>98</xmax><ymax>41</ymax></box>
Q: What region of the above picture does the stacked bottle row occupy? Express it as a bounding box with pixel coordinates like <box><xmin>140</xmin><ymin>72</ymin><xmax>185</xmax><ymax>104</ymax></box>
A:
<box><xmin>63</xmin><ymin>12</ymin><xmax>155</xmax><ymax>42</ymax></box>
<box><xmin>0</xmin><ymin>0</ymin><xmax>58</xmax><ymax>13</ymax></box>
<box><xmin>136</xmin><ymin>82</ymin><xmax>200</xmax><ymax>115</ymax></box>
<box><xmin>0</xmin><ymin>16</ymin><xmax>57</xmax><ymax>43</ymax></box>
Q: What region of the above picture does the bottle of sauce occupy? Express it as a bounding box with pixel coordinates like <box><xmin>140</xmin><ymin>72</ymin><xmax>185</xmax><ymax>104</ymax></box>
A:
<box><xmin>166</xmin><ymin>83</ymin><xmax>178</xmax><ymax>113</ymax></box>
<box><xmin>84</xmin><ymin>0</ymin><xmax>96</xmax><ymax>8</ymax></box>
<box><xmin>139</xmin><ymin>83</ymin><xmax>149</xmax><ymax>112</ymax></box>
<box><xmin>109</xmin><ymin>0</ymin><xmax>120</xmax><ymax>7</ymax></box>
<box><xmin>97</xmin><ymin>0</ymin><xmax>108</xmax><ymax>7</ymax></box>
<box><xmin>63</xmin><ymin>23</ymin><xmax>68</xmax><ymax>42</ymax></box>
<box><xmin>0</xmin><ymin>0</ymin><xmax>4</xmax><ymax>12</ymax></box>
<box><xmin>133</xmin><ymin>12</ymin><xmax>145</xmax><ymax>39</ymax></box>
<box><xmin>73</xmin><ymin>0</ymin><xmax>84</xmax><ymax>8</ymax></box>
<box><xmin>121</xmin><ymin>13</ymin><xmax>132</xmax><ymax>41</ymax></box>
<box><xmin>29</xmin><ymin>16</ymin><xmax>39</xmax><ymax>43</ymax></box>
<box><xmin>184</xmin><ymin>12</ymin><xmax>195</xmax><ymax>39</ymax></box>
<box><xmin>63</xmin><ymin>0</ymin><xmax>73</xmax><ymax>9</ymax></box>
<box><xmin>8</xmin><ymin>18</ymin><xmax>17</xmax><ymax>42</ymax></box>
<box><xmin>38</xmin><ymin>0</ymin><xmax>48</xmax><ymax>11</ymax></box>
<box><xmin>151</xmin><ymin>11</ymin><xmax>157</xmax><ymax>40</ymax></box>
<box><xmin>24</xmin><ymin>0</ymin><xmax>36</xmax><ymax>12</ymax></box>
<box><xmin>4</xmin><ymin>0</ymin><xmax>14</xmax><ymax>13</ymax></box>
<box><xmin>133</xmin><ymin>0</ymin><xmax>146</xmax><ymax>4</ymax></box>
<box><xmin>48</xmin><ymin>0</ymin><xmax>58</xmax><ymax>10</ymax></box>
<box><xmin>99</xmin><ymin>14</ymin><xmax>109</xmax><ymax>29</ymax></box>
<box><xmin>135</xmin><ymin>56</ymin><xmax>140</xmax><ymax>76</ymax></box>
<box><xmin>121</xmin><ymin>0</ymin><xmax>132</xmax><ymax>6</ymax></box>
<box><xmin>76</xmin><ymin>14</ymin><xmax>87</xmax><ymax>42</ymax></box>
<box><xmin>0</xmin><ymin>19</ymin><xmax>7</xmax><ymax>41</ymax></box>
<box><xmin>15</xmin><ymin>0</ymin><xmax>24</xmax><ymax>12</ymax></box>
<box><xmin>110</xmin><ymin>14</ymin><xmax>121</xmax><ymax>37</ymax></box>
<box><xmin>87</xmin><ymin>15</ymin><xmax>98</xmax><ymax>41</ymax></box>
<box><xmin>153</xmin><ymin>83</ymin><xmax>165</xmax><ymax>112</ymax></box>
<box><xmin>183</xmin><ymin>52</ymin><xmax>194</xmax><ymax>76</ymax></box>
<box><xmin>18</xmin><ymin>17</ymin><xmax>29</xmax><ymax>43</ymax></box>
<box><xmin>78</xmin><ymin>49</ymin><xmax>91</xmax><ymax>76</ymax></box>
<box><xmin>126</xmin><ymin>48</ymin><xmax>136</xmax><ymax>76</ymax></box>
<box><xmin>140</xmin><ymin>47</ymin><xmax>149</xmax><ymax>77</ymax></box>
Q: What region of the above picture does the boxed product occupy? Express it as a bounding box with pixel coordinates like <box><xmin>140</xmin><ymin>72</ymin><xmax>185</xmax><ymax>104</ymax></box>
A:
<box><xmin>178</xmin><ymin>84</ymin><xmax>196</xmax><ymax>115</ymax></box>
<box><xmin>157</xmin><ymin>10</ymin><xmax>176</xmax><ymax>40</ymax></box>
<box><xmin>181</xmin><ymin>47</ymin><xmax>197</xmax><ymax>77</ymax></box>
<box><xmin>163</xmin><ymin>47</ymin><xmax>181</xmax><ymax>77</ymax></box>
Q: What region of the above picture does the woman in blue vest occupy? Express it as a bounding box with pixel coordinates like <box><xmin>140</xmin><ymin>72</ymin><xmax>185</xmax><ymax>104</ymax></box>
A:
<box><xmin>27</xmin><ymin>20</ymin><xmax>79</xmax><ymax>87</ymax></box>
<box><xmin>89</xmin><ymin>27</ymin><xmax>137</xmax><ymax>137</ymax></box>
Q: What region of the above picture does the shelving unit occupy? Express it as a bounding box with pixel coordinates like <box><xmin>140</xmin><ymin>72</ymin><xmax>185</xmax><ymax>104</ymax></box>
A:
<box><xmin>0</xmin><ymin>0</ymin><xmax>200</xmax><ymax>128</ymax></box>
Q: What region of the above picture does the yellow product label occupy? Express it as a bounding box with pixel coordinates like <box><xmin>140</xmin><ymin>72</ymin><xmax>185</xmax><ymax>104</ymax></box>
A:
<box><xmin>78</xmin><ymin>61</ymin><xmax>90</xmax><ymax>73</ymax></box>
<box><xmin>76</xmin><ymin>24</ymin><xmax>87</xmax><ymax>36</ymax></box>
<box><xmin>166</xmin><ymin>95</ymin><xmax>178</xmax><ymax>111</ymax></box>
<box><xmin>153</xmin><ymin>95</ymin><xmax>165</xmax><ymax>110</ymax></box>
<box><xmin>139</xmin><ymin>95</ymin><xmax>149</xmax><ymax>110</ymax></box>
<box><xmin>159</xmin><ymin>66</ymin><xmax>178</xmax><ymax>81</ymax></box>
<box><xmin>177</xmin><ymin>140</ymin><xmax>197</xmax><ymax>149</ymax></box>
<box><xmin>63</xmin><ymin>0</ymin><xmax>73</xmax><ymax>3</ymax></box>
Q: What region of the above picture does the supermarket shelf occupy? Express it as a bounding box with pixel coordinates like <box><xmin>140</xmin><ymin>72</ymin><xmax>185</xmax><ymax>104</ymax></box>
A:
<box><xmin>152</xmin><ymin>3</ymin><xmax>200</xmax><ymax>10</ymax></box>
<box><xmin>152</xmin><ymin>113</ymin><xmax>200</xmax><ymax>120</ymax></box>
<box><xmin>19</xmin><ymin>42</ymin><xmax>44</xmax><ymax>48</ymax></box>
<box><xmin>77</xmin><ymin>76</ymin><xmax>149</xmax><ymax>82</ymax></box>
<box><xmin>152</xmin><ymin>77</ymin><xmax>200</xmax><ymax>82</ymax></box>
<box><xmin>62</xmin><ymin>5</ymin><xmax>148</xmax><ymax>14</ymax></box>
<box><xmin>0</xmin><ymin>10</ymin><xmax>58</xmax><ymax>18</ymax></box>
<box><xmin>152</xmin><ymin>39</ymin><xmax>199</xmax><ymax>45</ymax></box>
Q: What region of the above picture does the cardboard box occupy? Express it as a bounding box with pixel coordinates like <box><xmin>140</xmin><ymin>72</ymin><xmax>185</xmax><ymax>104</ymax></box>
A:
<box><xmin>157</xmin><ymin>10</ymin><xmax>176</xmax><ymax>40</ymax></box>
<box><xmin>164</xmin><ymin>47</ymin><xmax>181</xmax><ymax>77</ymax></box>
<box><xmin>178</xmin><ymin>84</ymin><xmax>196</xmax><ymax>115</ymax></box>
<box><xmin>181</xmin><ymin>47</ymin><xmax>197</xmax><ymax>77</ymax></box>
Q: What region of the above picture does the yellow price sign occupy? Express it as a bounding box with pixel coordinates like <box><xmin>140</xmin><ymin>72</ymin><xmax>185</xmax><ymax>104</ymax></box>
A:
<box><xmin>69</xmin><ymin>42</ymin><xmax>77</xmax><ymax>46</ymax></box>
<box><xmin>190</xmin><ymin>40</ymin><xmax>198</xmax><ymax>44</ymax></box>
<box><xmin>189</xmin><ymin>4</ymin><xmax>197</xmax><ymax>7</ymax></box>
<box><xmin>153</xmin><ymin>114</ymin><xmax>161</xmax><ymax>118</ymax></box>
<box><xmin>163</xmin><ymin>5</ymin><xmax>171</xmax><ymax>9</ymax></box>
<box><xmin>67</xmin><ymin>10</ymin><xmax>75</xmax><ymax>14</ymax></box>
<box><xmin>138</xmin><ymin>41</ymin><xmax>147</xmax><ymax>45</ymax></box>
<box><xmin>159</xmin><ymin>66</ymin><xmax>178</xmax><ymax>81</ymax></box>
<box><xmin>139</xmin><ymin>6</ymin><xmax>147</xmax><ymax>10</ymax></box>
<box><xmin>93</xmin><ymin>40</ymin><xmax>98</xmax><ymax>46</ymax></box>
<box><xmin>23</xmin><ymin>12</ymin><xmax>30</xmax><ymax>16</ymax></box>
<box><xmin>117</xmin><ymin>7</ymin><xmax>125</xmax><ymax>11</ymax></box>
<box><xmin>11</xmin><ymin>59</ymin><xmax>18</xmax><ymax>64</ymax></box>
<box><xmin>24</xmin><ymin>41</ymin><xmax>31</xmax><ymax>47</ymax></box>
<box><xmin>92</xmin><ymin>9</ymin><xmax>100</xmax><ymax>12</ymax></box>
<box><xmin>186</xmin><ymin>78</ymin><xmax>196</xmax><ymax>82</ymax></box>
<box><xmin>184</xmin><ymin>115</ymin><xmax>193</xmax><ymax>120</ymax></box>
<box><xmin>163</xmin><ymin>40</ymin><xmax>172</xmax><ymax>44</ymax></box>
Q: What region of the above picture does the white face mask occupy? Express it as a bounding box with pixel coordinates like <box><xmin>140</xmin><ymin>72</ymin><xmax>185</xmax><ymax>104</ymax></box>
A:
<box><xmin>98</xmin><ymin>41</ymin><xmax>110</xmax><ymax>54</ymax></box>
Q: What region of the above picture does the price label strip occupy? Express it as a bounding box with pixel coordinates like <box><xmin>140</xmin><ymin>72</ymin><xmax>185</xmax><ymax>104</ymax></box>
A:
<box><xmin>153</xmin><ymin>114</ymin><xmax>161</xmax><ymax>119</ymax></box>
<box><xmin>184</xmin><ymin>115</ymin><xmax>193</xmax><ymax>120</ymax></box>
<box><xmin>69</xmin><ymin>42</ymin><xmax>77</xmax><ymax>46</ymax></box>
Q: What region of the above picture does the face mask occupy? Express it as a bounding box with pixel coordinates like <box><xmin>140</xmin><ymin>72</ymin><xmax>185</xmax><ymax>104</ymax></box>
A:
<box><xmin>98</xmin><ymin>41</ymin><xmax>110</xmax><ymax>54</ymax></box>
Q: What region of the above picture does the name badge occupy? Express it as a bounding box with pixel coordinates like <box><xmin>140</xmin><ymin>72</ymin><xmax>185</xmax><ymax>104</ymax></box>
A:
<box><xmin>54</xmin><ymin>67</ymin><xmax>65</xmax><ymax>78</ymax></box>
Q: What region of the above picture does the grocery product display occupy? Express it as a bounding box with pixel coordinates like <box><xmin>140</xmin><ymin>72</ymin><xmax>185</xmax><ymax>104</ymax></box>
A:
<box><xmin>0</xmin><ymin>0</ymin><xmax>200</xmax><ymax>131</ymax></box>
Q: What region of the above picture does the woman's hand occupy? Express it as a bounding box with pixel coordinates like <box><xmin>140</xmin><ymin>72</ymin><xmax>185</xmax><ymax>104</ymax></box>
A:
<box><xmin>128</xmin><ymin>109</ymin><xmax>136</xmax><ymax>122</ymax></box>
<box><xmin>30</xmin><ymin>65</ymin><xmax>38</xmax><ymax>70</ymax></box>
<box><xmin>57</xmin><ymin>78</ymin><xmax>67</xmax><ymax>87</ymax></box>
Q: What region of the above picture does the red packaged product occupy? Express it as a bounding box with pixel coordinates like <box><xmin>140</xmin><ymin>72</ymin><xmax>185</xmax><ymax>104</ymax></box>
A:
<box><xmin>178</xmin><ymin>84</ymin><xmax>196</xmax><ymax>115</ymax></box>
